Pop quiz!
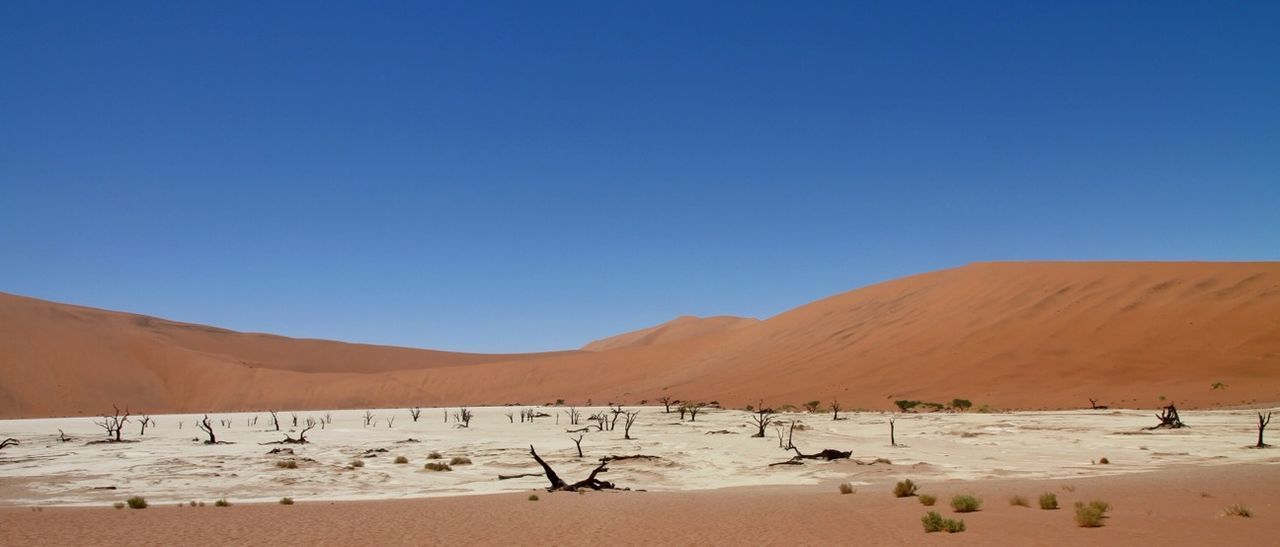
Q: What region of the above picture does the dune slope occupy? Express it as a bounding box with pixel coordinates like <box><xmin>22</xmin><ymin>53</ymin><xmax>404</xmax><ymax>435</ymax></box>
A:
<box><xmin>581</xmin><ymin>315</ymin><xmax>758</xmax><ymax>351</ymax></box>
<box><xmin>1</xmin><ymin>262</ymin><xmax>1278</xmax><ymax>417</ymax></box>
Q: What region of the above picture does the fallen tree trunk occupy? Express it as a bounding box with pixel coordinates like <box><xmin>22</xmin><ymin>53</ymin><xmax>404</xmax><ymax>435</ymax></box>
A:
<box><xmin>497</xmin><ymin>472</ymin><xmax>544</xmax><ymax>480</ymax></box>
<box><xmin>770</xmin><ymin>446</ymin><xmax>853</xmax><ymax>466</ymax></box>
<box><xmin>528</xmin><ymin>445</ymin><xmax>621</xmax><ymax>492</ymax></box>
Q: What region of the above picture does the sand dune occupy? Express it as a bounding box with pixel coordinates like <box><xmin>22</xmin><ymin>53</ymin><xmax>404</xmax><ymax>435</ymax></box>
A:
<box><xmin>1</xmin><ymin>262</ymin><xmax>1278</xmax><ymax>418</ymax></box>
<box><xmin>581</xmin><ymin>315</ymin><xmax>758</xmax><ymax>351</ymax></box>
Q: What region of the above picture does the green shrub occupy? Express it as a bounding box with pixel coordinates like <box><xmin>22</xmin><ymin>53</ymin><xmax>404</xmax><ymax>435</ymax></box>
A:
<box><xmin>1039</xmin><ymin>492</ymin><xmax>1058</xmax><ymax>510</ymax></box>
<box><xmin>126</xmin><ymin>496</ymin><xmax>147</xmax><ymax>509</ymax></box>
<box><xmin>1223</xmin><ymin>504</ymin><xmax>1252</xmax><ymax>518</ymax></box>
<box><xmin>449</xmin><ymin>456</ymin><xmax>472</xmax><ymax>465</ymax></box>
<box><xmin>1009</xmin><ymin>495</ymin><xmax>1029</xmax><ymax>507</ymax></box>
<box><xmin>839</xmin><ymin>483</ymin><xmax>854</xmax><ymax>495</ymax></box>
<box><xmin>279</xmin><ymin>497</ymin><xmax>294</xmax><ymax>505</ymax></box>
<box><xmin>1074</xmin><ymin>500</ymin><xmax>1109</xmax><ymax>527</ymax></box>
<box><xmin>921</xmin><ymin>511</ymin><xmax>965</xmax><ymax>533</ymax></box>
<box><xmin>394</xmin><ymin>456</ymin><xmax>409</xmax><ymax>464</ymax></box>
<box><xmin>214</xmin><ymin>498</ymin><xmax>231</xmax><ymax>507</ymax></box>
<box><xmin>528</xmin><ymin>494</ymin><xmax>539</xmax><ymax>501</ymax></box>
<box><xmin>424</xmin><ymin>462</ymin><xmax>452</xmax><ymax>472</ymax></box>
<box><xmin>919</xmin><ymin>494</ymin><xmax>936</xmax><ymax>506</ymax></box>
<box><xmin>427</xmin><ymin>451</ymin><xmax>443</xmax><ymax>459</ymax></box>
<box><xmin>951</xmin><ymin>495</ymin><xmax>982</xmax><ymax>513</ymax></box>
<box><xmin>894</xmin><ymin>479</ymin><xmax>918</xmax><ymax>497</ymax></box>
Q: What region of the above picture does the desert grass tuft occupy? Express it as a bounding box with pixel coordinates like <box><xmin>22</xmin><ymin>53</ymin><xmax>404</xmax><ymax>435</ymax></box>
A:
<box><xmin>1223</xmin><ymin>504</ymin><xmax>1252</xmax><ymax>518</ymax></box>
<box><xmin>449</xmin><ymin>456</ymin><xmax>472</xmax><ymax>466</ymax></box>
<box><xmin>951</xmin><ymin>494</ymin><xmax>982</xmax><ymax>513</ymax></box>
<box><xmin>839</xmin><ymin>483</ymin><xmax>854</xmax><ymax>495</ymax></box>
<box><xmin>1074</xmin><ymin>500</ymin><xmax>1110</xmax><ymax>527</ymax></box>
<box><xmin>1039</xmin><ymin>492</ymin><xmax>1059</xmax><ymax>510</ymax></box>
<box><xmin>1009</xmin><ymin>495</ymin><xmax>1029</xmax><ymax>507</ymax></box>
<box><xmin>919</xmin><ymin>494</ymin><xmax>937</xmax><ymax>506</ymax></box>
<box><xmin>893</xmin><ymin>479</ymin><xmax>918</xmax><ymax>498</ymax></box>
<box><xmin>126</xmin><ymin>496</ymin><xmax>147</xmax><ymax>509</ymax></box>
<box><xmin>921</xmin><ymin>511</ymin><xmax>966</xmax><ymax>533</ymax></box>
<box><xmin>424</xmin><ymin>462</ymin><xmax>453</xmax><ymax>472</ymax></box>
<box><xmin>279</xmin><ymin>497</ymin><xmax>294</xmax><ymax>505</ymax></box>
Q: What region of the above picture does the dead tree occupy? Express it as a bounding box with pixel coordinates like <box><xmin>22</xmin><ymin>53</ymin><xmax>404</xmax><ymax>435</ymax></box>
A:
<box><xmin>687</xmin><ymin>403</ymin><xmax>706</xmax><ymax>422</ymax></box>
<box><xmin>266</xmin><ymin>421</ymin><xmax>315</xmax><ymax>445</ymax></box>
<box><xmin>386</xmin><ymin>417</ymin><xmax>395</xmax><ymax>428</ymax></box>
<box><xmin>831</xmin><ymin>399</ymin><xmax>843</xmax><ymax>421</ymax></box>
<box><xmin>773</xmin><ymin>421</ymin><xmax>796</xmax><ymax>450</ymax></box>
<box><xmin>677</xmin><ymin>404</ymin><xmax>688</xmax><ymax>421</ymax></box>
<box><xmin>749</xmin><ymin>403</ymin><xmax>779</xmax><ymax>437</ymax></box>
<box><xmin>57</xmin><ymin>429</ymin><xmax>71</xmax><ymax>442</ymax></box>
<box><xmin>505</xmin><ymin>410</ymin><xmax>515</xmax><ymax>423</ymax></box>
<box><xmin>363</xmin><ymin>410</ymin><xmax>376</xmax><ymax>427</ymax></box>
<box><xmin>658</xmin><ymin>396</ymin><xmax>673</xmax><ymax>413</ymax></box>
<box><xmin>571</xmin><ymin>434</ymin><xmax>585</xmax><ymax>457</ymax></box>
<box><xmin>1146</xmin><ymin>404</ymin><xmax>1186</xmax><ymax>430</ymax></box>
<box><xmin>0</xmin><ymin>438</ymin><xmax>17</xmax><ymax>450</ymax></box>
<box><xmin>409</xmin><ymin>407</ymin><xmax>422</xmax><ymax>422</ymax></box>
<box><xmin>609</xmin><ymin>405</ymin><xmax>625</xmax><ymax>430</ymax></box>
<box><xmin>1089</xmin><ymin>398</ymin><xmax>1109</xmax><ymax>410</ymax></box>
<box><xmin>568</xmin><ymin>407</ymin><xmax>581</xmax><ymax>425</ymax></box>
<box><xmin>94</xmin><ymin>405</ymin><xmax>131</xmax><ymax>442</ymax></box>
<box><xmin>196</xmin><ymin>415</ymin><xmax>217</xmax><ymax>444</ymax></box>
<box><xmin>1257</xmin><ymin>412</ymin><xmax>1273</xmax><ymax>448</ymax></box>
<box><xmin>623</xmin><ymin>410</ymin><xmax>640</xmax><ymax>440</ymax></box>
<box><xmin>138</xmin><ymin>416</ymin><xmax>154</xmax><ymax>436</ymax></box>
<box><xmin>589</xmin><ymin>412</ymin><xmax>607</xmax><ymax>431</ymax></box>
<box><xmin>528</xmin><ymin>445</ymin><xmax>618</xmax><ymax>491</ymax></box>
<box><xmin>268</xmin><ymin>410</ymin><xmax>280</xmax><ymax>431</ymax></box>
<box><xmin>889</xmin><ymin>417</ymin><xmax>897</xmax><ymax>446</ymax></box>
<box><xmin>771</xmin><ymin>445</ymin><xmax>853</xmax><ymax>466</ymax></box>
<box><xmin>454</xmin><ymin>408</ymin><xmax>473</xmax><ymax>428</ymax></box>
<box><xmin>291</xmin><ymin>413</ymin><xmax>298</xmax><ymax>427</ymax></box>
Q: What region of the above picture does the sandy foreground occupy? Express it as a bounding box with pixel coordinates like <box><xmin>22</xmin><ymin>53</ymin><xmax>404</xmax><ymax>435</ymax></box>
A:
<box><xmin>2</xmin><ymin>406</ymin><xmax>1279</xmax><ymax>544</ymax></box>
<box><xmin>1</xmin><ymin>464</ymin><xmax>1277</xmax><ymax>546</ymax></box>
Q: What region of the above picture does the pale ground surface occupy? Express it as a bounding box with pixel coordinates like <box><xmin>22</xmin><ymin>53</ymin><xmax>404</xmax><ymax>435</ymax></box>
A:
<box><xmin>2</xmin><ymin>406</ymin><xmax>1277</xmax><ymax>507</ymax></box>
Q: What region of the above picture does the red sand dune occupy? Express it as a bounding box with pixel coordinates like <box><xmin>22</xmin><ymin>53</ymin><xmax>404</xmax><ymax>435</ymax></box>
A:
<box><xmin>2</xmin><ymin>262</ymin><xmax>1278</xmax><ymax>418</ymax></box>
<box><xmin>581</xmin><ymin>315</ymin><xmax>758</xmax><ymax>351</ymax></box>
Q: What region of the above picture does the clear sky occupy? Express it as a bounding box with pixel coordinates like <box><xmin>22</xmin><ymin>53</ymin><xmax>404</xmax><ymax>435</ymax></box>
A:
<box><xmin>2</xmin><ymin>2</ymin><xmax>1277</xmax><ymax>353</ymax></box>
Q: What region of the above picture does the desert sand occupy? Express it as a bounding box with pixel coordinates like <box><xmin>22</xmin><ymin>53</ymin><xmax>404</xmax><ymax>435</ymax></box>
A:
<box><xmin>2</xmin><ymin>262</ymin><xmax>1278</xmax><ymax>419</ymax></box>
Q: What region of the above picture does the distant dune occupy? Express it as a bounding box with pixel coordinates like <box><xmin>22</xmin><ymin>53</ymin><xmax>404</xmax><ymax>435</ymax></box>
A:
<box><xmin>2</xmin><ymin>262</ymin><xmax>1278</xmax><ymax>418</ymax></box>
<box><xmin>582</xmin><ymin>315</ymin><xmax>758</xmax><ymax>352</ymax></box>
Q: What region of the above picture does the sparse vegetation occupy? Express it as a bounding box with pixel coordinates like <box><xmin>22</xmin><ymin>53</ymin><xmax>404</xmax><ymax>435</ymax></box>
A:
<box><xmin>1009</xmin><ymin>495</ymin><xmax>1029</xmax><ymax>507</ymax></box>
<box><xmin>839</xmin><ymin>483</ymin><xmax>854</xmax><ymax>495</ymax></box>
<box><xmin>126</xmin><ymin>496</ymin><xmax>147</xmax><ymax>509</ymax></box>
<box><xmin>215</xmin><ymin>498</ymin><xmax>231</xmax><ymax>507</ymax></box>
<box><xmin>951</xmin><ymin>494</ymin><xmax>982</xmax><ymax>512</ymax></box>
<box><xmin>1039</xmin><ymin>492</ymin><xmax>1059</xmax><ymax>510</ymax></box>
<box><xmin>280</xmin><ymin>497</ymin><xmax>294</xmax><ymax>505</ymax></box>
<box><xmin>394</xmin><ymin>456</ymin><xmax>409</xmax><ymax>464</ymax></box>
<box><xmin>449</xmin><ymin>456</ymin><xmax>472</xmax><ymax>466</ymax></box>
<box><xmin>1223</xmin><ymin>504</ymin><xmax>1252</xmax><ymax>518</ymax></box>
<box><xmin>1074</xmin><ymin>500</ymin><xmax>1110</xmax><ymax>527</ymax></box>
<box><xmin>894</xmin><ymin>479</ymin><xmax>918</xmax><ymax>498</ymax></box>
<box><xmin>921</xmin><ymin>511</ymin><xmax>965</xmax><ymax>533</ymax></box>
<box><xmin>424</xmin><ymin>462</ymin><xmax>453</xmax><ymax>472</ymax></box>
<box><xmin>919</xmin><ymin>494</ymin><xmax>936</xmax><ymax>506</ymax></box>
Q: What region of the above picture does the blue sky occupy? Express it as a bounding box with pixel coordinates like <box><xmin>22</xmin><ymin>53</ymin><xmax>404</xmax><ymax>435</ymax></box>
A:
<box><xmin>2</xmin><ymin>2</ymin><xmax>1277</xmax><ymax>352</ymax></box>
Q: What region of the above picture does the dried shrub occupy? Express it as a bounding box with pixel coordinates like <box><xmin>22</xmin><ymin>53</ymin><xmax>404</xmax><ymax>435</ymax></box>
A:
<box><xmin>1009</xmin><ymin>495</ymin><xmax>1029</xmax><ymax>507</ymax></box>
<box><xmin>280</xmin><ymin>497</ymin><xmax>294</xmax><ymax>505</ymax></box>
<box><xmin>113</xmin><ymin>502</ymin><xmax>125</xmax><ymax>510</ymax></box>
<box><xmin>276</xmin><ymin>460</ymin><xmax>298</xmax><ymax>469</ymax></box>
<box><xmin>394</xmin><ymin>455</ymin><xmax>409</xmax><ymax>464</ymax></box>
<box><xmin>951</xmin><ymin>495</ymin><xmax>982</xmax><ymax>513</ymax></box>
<box><xmin>424</xmin><ymin>462</ymin><xmax>453</xmax><ymax>472</ymax></box>
<box><xmin>1223</xmin><ymin>504</ymin><xmax>1252</xmax><ymax>518</ymax></box>
<box><xmin>449</xmin><ymin>456</ymin><xmax>472</xmax><ymax>466</ymax></box>
<box><xmin>894</xmin><ymin>479</ymin><xmax>918</xmax><ymax>498</ymax></box>
<box><xmin>350</xmin><ymin>459</ymin><xmax>365</xmax><ymax>468</ymax></box>
<box><xmin>919</xmin><ymin>494</ymin><xmax>937</xmax><ymax>506</ymax></box>
<box><xmin>214</xmin><ymin>499</ymin><xmax>231</xmax><ymax>507</ymax></box>
<box><xmin>528</xmin><ymin>494</ymin><xmax>539</xmax><ymax>501</ymax></box>
<box><xmin>1074</xmin><ymin>500</ymin><xmax>1110</xmax><ymax>527</ymax></box>
<box><xmin>126</xmin><ymin>496</ymin><xmax>147</xmax><ymax>509</ymax></box>
<box><xmin>839</xmin><ymin>483</ymin><xmax>854</xmax><ymax>495</ymax></box>
<box><xmin>427</xmin><ymin>451</ymin><xmax>443</xmax><ymax>459</ymax></box>
<box><xmin>1039</xmin><ymin>492</ymin><xmax>1059</xmax><ymax>510</ymax></box>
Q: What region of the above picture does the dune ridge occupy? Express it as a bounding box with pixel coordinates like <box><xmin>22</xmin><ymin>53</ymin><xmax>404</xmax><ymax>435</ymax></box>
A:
<box><xmin>581</xmin><ymin>315</ymin><xmax>759</xmax><ymax>352</ymax></box>
<box><xmin>1</xmin><ymin>261</ymin><xmax>1278</xmax><ymax>418</ymax></box>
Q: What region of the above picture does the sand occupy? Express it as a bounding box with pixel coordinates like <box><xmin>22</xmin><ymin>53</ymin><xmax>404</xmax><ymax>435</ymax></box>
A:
<box><xmin>3</xmin><ymin>261</ymin><xmax>1279</xmax><ymax>418</ymax></box>
<box><xmin>2</xmin><ymin>464</ymin><xmax>1277</xmax><ymax>546</ymax></box>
